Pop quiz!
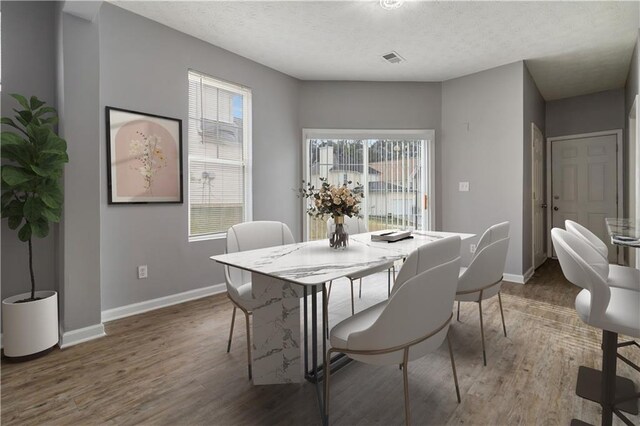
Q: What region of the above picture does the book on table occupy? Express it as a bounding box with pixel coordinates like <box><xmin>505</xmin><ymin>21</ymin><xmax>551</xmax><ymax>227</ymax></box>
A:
<box><xmin>371</xmin><ymin>230</ymin><xmax>412</xmax><ymax>242</ymax></box>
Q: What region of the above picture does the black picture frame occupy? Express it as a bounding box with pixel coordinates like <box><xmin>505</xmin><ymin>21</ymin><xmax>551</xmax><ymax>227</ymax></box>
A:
<box><xmin>106</xmin><ymin>106</ymin><xmax>183</xmax><ymax>204</ymax></box>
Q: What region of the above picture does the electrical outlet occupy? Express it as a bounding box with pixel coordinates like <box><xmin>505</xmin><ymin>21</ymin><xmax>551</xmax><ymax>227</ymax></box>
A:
<box><xmin>459</xmin><ymin>181</ymin><xmax>470</xmax><ymax>192</ymax></box>
<box><xmin>470</xmin><ymin>244</ymin><xmax>477</xmax><ymax>254</ymax></box>
<box><xmin>137</xmin><ymin>265</ymin><xmax>148</xmax><ymax>279</ymax></box>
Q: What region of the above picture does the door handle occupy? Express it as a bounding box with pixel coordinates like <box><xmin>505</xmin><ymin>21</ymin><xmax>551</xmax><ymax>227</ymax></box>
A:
<box><xmin>541</xmin><ymin>204</ymin><xmax>547</xmax><ymax>209</ymax></box>
<box><xmin>553</xmin><ymin>207</ymin><xmax>559</xmax><ymax>211</ymax></box>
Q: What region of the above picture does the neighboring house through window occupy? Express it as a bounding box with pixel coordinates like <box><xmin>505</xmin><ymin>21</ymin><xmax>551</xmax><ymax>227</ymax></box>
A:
<box><xmin>188</xmin><ymin>70</ymin><xmax>252</xmax><ymax>240</ymax></box>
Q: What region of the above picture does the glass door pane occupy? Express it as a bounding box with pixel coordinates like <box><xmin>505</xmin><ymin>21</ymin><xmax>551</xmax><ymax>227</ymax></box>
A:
<box><xmin>308</xmin><ymin>139</ymin><xmax>364</xmax><ymax>240</ymax></box>
<box><xmin>305</xmin><ymin>136</ymin><xmax>429</xmax><ymax>240</ymax></box>
<box><xmin>367</xmin><ymin>139</ymin><xmax>425</xmax><ymax>232</ymax></box>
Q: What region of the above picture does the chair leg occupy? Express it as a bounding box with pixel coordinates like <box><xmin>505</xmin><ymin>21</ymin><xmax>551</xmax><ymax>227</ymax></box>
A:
<box><xmin>325</xmin><ymin>349</ymin><xmax>334</xmax><ymax>418</ymax></box>
<box><xmin>447</xmin><ymin>332</ymin><xmax>462</xmax><ymax>403</ymax></box>
<box><xmin>478</xmin><ymin>299</ymin><xmax>487</xmax><ymax>366</ymax></box>
<box><xmin>402</xmin><ymin>348</ymin><xmax>411</xmax><ymax>426</ymax></box>
<box><xmin>359</xmin><ymin>278</ymin><xmax>363</xmax><ymax>299</ymax></box>
<box><xmin>350</xmin><ymin>279</ymin><xmax>355</xmax><ymax>315</ymax></box>
<box><xmin>227</xmin><ymin>306</ymin><xmax>237</xmax><ymax>353</ymax></box>
<box><xmin>456</xmin><ymin>300</ymin><xmax>461</xmax><ymax>322</ymax></box>
<box><xmin>498</xmin><ymin>292</ymin><xmax>507</xmax><ymax>337</ymax></box>
<box><xmin>244</xmin><ymin>311</ymin><xmax>252</xmax><ymax>380</ymax></box>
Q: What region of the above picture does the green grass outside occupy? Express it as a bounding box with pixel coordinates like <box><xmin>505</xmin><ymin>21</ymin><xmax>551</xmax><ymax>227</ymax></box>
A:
<box><xmin>190</xmin><ymin>205</ymin><xmax>243</xmax><ymax>236</ymax></box>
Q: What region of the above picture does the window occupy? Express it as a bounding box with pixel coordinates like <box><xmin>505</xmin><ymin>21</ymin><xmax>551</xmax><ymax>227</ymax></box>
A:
<box><xmin>303</xmin><ymin>130</ymin><xmax>435</xmax><ymax>241</ymax></box>
<box><xmin>188</xmin><ymin>70</ymin><xmax>252</xmax><ymax>240</ymax></box>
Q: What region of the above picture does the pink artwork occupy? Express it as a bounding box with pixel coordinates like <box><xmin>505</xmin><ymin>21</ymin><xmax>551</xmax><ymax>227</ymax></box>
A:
<box><xmin>107</xmin><ymin>108</ymin><xmax>183</xmax><ymax>204</ymax></box>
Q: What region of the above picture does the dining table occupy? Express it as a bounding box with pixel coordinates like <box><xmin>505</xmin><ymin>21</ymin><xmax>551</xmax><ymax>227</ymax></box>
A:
<box><xmin>605</xmin><ymin>218</ymin><xmax>640</xmax><ymax>247</ymax></box>
<box><xmin>210</xmin><ymin>229</ymin><xmax>475</xmax><ymax>421</ymax></box>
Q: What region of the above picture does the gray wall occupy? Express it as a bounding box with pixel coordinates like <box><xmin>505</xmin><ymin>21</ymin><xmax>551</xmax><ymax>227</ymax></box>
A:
<box><xmin>523</xmin><ymin>63</ymin><xmax>546</xmax><ymax>273</ymax></box>
<box><xmin>625</xmin><ymin>33</ymin><xmax>639</xmax><ymax>120</ymax></box>
<box><xmin>298</xmin><ymin>81</ymin><xmax>443</xmax><ymax>228</ymax></box>
<box><xmin>1</xmin><ymin>2</ymin><xmax>58</xmax><ymax>301</ymax></box>
<box><xmin>546</xmin><ymin>89</ymin><xmax>625</xmax><ymax>138</ymax></box>
<box><xmin>441</xmin><ymin>62</ymin><xmax>525</xmax><ymax>276</ymax></box>
<box><xmin>57</xmin><ymin>8</ymin><xmax>102</xmax><ymax>331</ymax></box>
<box><xmin>99</xmin><ymin>4</ymin><xmax>301</xmax><ymax>310</ymax></box>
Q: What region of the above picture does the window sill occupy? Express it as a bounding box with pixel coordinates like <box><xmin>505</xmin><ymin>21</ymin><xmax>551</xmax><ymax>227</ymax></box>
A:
<box><xmin>189</xmin><ymin>233</ymin><xmax>226</xmax><ymax>243</ymax></box>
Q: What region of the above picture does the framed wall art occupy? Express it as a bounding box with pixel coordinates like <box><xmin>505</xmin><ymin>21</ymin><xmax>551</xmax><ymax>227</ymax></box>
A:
<box><xmin>106</xmin><ymin>106</ymin><xmax>183</xmax><ymax>204</ymax></box>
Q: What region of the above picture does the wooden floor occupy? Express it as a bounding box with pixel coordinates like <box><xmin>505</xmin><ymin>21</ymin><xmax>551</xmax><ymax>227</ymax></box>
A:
<box><xmin>2</xmin><ymin>260</ymin><xmax>639</xmax><ymax>425</ymax></box>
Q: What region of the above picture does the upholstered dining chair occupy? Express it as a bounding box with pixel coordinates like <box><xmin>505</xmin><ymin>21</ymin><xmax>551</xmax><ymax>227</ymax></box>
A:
<box><xmin>326</xmin><ymin>216</ymin><xmax>396</xmax><ymax>315</ymax></box>
<box><xmin>325</xmin><ymin>236</ymin><xmax>462</xmax><ymax>426</ymax></box>
<box><xmin>455</xmin><ymin>221</ymin><xmax>510</xmax><ymax>366</ymax></box>
<box><xmin>551</xmin><ymin>228</ymin><xmax>640</xmax><ymax>425</ymax></box>
<box><xmin>224</xmin><ymin>221</ymin><xmax>295</xmax><ymax>379</ymax></box>
<box><xmin>565</xmin><ymin>219</ymin><xmax>640</xmax><ymax>291</ymax></box>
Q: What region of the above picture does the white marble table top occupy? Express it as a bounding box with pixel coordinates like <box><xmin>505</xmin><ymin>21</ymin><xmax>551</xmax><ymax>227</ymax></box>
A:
<box><xmin>605</xmin><ymin>218</ymin><xmax>640</xmax><ymax>247</ymax></box>
<box><xmin>211</xmin><ymin>230</ymin><xmax>475</xmax><ymax>286</ymax></box>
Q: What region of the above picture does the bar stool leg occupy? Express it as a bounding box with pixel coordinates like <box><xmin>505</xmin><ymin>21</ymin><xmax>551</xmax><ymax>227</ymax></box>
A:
<box><xmin>601</xmin><ymin>330</ymin><xmax>618</xmax><ymax>426</ymax></box>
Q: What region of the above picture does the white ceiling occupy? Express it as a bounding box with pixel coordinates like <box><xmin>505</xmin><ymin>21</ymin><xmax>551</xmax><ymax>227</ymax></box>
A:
<box><xmin>110</xmin><ymin>1</ymin><xmax>639</xmax><ymax>100</ymax></box>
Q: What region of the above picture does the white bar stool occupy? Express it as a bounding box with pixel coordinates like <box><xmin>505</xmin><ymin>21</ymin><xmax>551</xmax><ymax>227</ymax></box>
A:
<box><xmin>552</xmin><ymin>228</ymin><xmax>640</xmax><ymax>426</ymax></box>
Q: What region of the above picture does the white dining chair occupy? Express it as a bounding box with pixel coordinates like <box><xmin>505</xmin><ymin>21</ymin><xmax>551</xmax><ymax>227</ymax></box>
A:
<box><xmin>551</xmin><ymin>228</ymin><xmax>640</xmax><ymax>425</ymax></box>
<box><xmin>565</xmin><ymin>220</ymin><xmax>640</xmax><ymax>291</ymax></box>
<box><xmin>224</xmin><ymin>221</ymin><xmax>295</xmax><ymax>379</ymax></box>
<box><xmin>325</xmin><ymin>236</ymin><xmax>462</xmax><ymax>426</ymax></box>
<box><xmin>326</xmin><ymin>216</ymin><xmax>396</xmax><ymax>315</ymax></box>
<box><xmin>455</xmin><ymin>221</ymin><xmax>510</xmax><ymax>366</ymax></box>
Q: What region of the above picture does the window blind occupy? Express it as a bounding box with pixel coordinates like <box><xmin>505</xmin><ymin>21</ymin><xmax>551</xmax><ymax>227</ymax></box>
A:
<box><xmin>188</xmin><ymin>70</ymin><xmax>251</xmax><ymax>239</ymax></box>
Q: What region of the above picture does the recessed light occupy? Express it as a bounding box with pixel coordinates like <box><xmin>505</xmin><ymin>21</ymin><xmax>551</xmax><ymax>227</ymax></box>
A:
<box><xmin>380</xmin><ymin>0</ymin><xmax>404</xmax><ymax>10</ymax></box>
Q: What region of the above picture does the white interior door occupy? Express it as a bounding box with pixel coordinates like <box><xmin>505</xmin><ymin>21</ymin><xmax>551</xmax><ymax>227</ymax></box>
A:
<box><xmin>532</xmin><ymin>123</ymin><xmax>546</xmax><ymax>268</ymax></box>
<box><xmin>551</xmin><ymin>134</ymin><xmax>618</xmax><ymax>261</ymax></box>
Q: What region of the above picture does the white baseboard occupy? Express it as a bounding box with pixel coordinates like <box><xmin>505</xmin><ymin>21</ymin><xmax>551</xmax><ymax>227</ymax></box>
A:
<box><xmin>503</xmin><ymin>267</ymin><xmax>534</xmax><ymax>284</ymax></box>
<box><xmin>59</xmin><ymin>323</ymin><xmax>106</xmax><ymax>348</ymax></box>
<box><xmin>101</xmin><ymin>283</ymin><xmax>226</xmax><ymax>323</ymax></box>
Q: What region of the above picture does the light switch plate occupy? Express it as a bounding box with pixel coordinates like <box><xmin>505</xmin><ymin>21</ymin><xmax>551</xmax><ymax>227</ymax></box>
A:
<box><xmin>459</xmin><ymin>181</ymin><xmax>470</xmax><ymax>192</ymax></box>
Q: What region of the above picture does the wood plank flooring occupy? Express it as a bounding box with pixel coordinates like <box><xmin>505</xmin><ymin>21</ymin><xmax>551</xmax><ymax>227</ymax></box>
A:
<box><xmin>2</xmin><ymin>260</ymin><xmax>639</xmax><ymax>425</ymax></box>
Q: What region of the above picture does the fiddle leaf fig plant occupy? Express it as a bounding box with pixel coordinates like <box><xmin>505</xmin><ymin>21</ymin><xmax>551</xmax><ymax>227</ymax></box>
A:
<box><xmin>1</xmin><ymin>94</ymin><xmax>68</xmax><ymax>301</ymax></box>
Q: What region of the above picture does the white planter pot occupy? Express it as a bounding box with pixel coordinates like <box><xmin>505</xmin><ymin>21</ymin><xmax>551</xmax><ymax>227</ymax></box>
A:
<box><xmin>2</xmin><ymin>291</ymin><xmax>59</xmax><ymax>358</ymax></box>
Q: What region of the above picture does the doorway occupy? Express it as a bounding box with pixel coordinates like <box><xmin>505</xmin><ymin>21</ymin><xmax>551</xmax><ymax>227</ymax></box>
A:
<box><xmin>546</xmin><ymin>130</ymin><xmax>623</xmax><ymax>262</ymax></box>
<box><xmin>629</xmin><ymin>96</ymin><xmax>639</xmax><ymax>268</ymax></box>
<box><xmin>302</xmin><ymin>129</ymin><xmax>435</xmax><ymax>241</ymax></box>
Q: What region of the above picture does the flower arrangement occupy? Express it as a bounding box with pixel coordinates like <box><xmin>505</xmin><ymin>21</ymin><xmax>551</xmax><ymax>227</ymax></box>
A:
<box><xmin>299</xmin><ymin>177</ymin><xmax>364</xmax><ymax>219</ymax></box>
<box><xmin>129</xmin><ymin>131</ymin><xmax>167</xmax><ymax>192</ymax></box>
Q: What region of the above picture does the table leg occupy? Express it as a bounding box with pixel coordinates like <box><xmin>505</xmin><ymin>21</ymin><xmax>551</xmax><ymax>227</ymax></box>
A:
<box><xmin>304</xmin><ymin>286</ymin><xmax>308</xmax><ymax>375</ymax></box>
<box><xmin>251</xmin><ymin>273</ymin><xmax>302</xmax><ymax>384</ymax></box>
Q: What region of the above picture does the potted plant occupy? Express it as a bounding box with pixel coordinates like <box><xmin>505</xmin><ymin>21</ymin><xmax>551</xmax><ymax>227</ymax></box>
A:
<box><xmin>1</xmin><ymin>94</ymin><xmax>68</xmax><ymax>359</ymax></box>
<box><xmin>299</xmin><ymin>177</ymin><xmax>364</xmax><ymax>249</ymax></box>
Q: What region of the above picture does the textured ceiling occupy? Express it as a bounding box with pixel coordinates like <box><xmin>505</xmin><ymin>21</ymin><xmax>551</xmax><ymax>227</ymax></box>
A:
<box><xmin>109</xmin><ymin>1</ymin><xmax>639</xmax><ymax>100</ymax></box>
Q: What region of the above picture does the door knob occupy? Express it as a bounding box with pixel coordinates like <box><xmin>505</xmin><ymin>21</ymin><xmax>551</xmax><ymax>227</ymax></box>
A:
<box><xmin>553</xmin><ymin>207</ymin><xmax>559</xmax><ymax>211</ymax></box>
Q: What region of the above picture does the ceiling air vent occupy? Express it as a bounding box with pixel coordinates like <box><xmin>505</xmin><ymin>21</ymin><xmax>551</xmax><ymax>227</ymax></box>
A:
<box><xmin>382</xmin><ymin>51</ymin><xmax>405</xmax><ymax>64</ymax></box>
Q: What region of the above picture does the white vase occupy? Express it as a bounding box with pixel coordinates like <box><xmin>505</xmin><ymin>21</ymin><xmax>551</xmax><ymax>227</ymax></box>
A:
<box><xmin>2</xmin><ymin>290</ymin><xmax>59</xmax><ymax>358</ymax></box>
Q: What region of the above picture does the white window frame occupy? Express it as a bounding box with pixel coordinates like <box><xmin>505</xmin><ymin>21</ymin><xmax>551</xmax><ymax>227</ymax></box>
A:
<box><xmin>301</xmin><ymin>128</ymin><xmax>436</xmax><ymax>241</ymax></box>
<box><xmin>188</xmin><ymin>70</ymin><xmax>253</xmax><ymax>242</ymax></box>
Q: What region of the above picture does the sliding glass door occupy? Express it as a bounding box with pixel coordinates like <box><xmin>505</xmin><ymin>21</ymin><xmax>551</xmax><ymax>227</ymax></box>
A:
<box><xmin>303</xmin><ymin>130</ymin><xmax>435</xmax><ymax>241</ymax></box>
